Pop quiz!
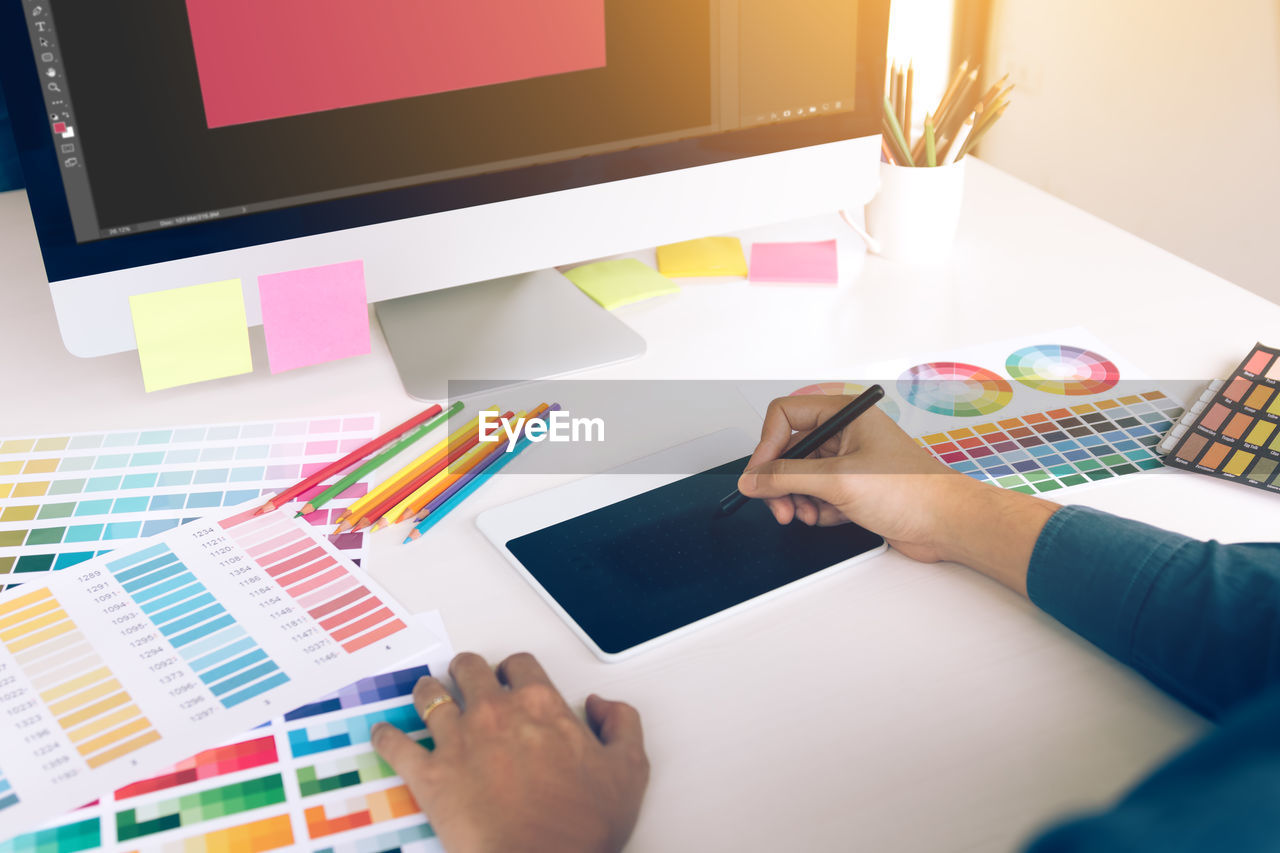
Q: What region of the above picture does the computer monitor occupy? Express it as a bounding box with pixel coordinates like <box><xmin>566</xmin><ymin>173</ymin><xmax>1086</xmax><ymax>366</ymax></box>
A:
<box><xmin>1</xmin><ymin>0</ymin><xmax>888</xmax><ymax>399</ymax></box>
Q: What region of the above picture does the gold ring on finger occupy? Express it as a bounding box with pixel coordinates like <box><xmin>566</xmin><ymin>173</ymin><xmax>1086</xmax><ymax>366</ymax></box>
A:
<box><xmin>420</xmin><ymin>694</ymin><xmax>456</xmax><ymax>726</ymax></box>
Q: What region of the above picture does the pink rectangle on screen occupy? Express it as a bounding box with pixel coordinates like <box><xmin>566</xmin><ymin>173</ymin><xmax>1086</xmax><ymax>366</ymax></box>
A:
<box><xmin>748</xmin><ymin>240</ymin><xmax>839</xmax><ymax>285</ymax></box>
<box><xmin>344</xmin><ymin>417</ymin><xmax>377</xmax><ymax>431</ymax></box>
<box><xmin>265</xmin><ymin>464</ymin><xmax>301</xmax><ymax>480</ymax></box>
<box><xmin>271</xmin><ymin>444</ymin><xmax>305</xmax><ymax>458</ymax></box>
<box><xmin>185</xmin><ymin>0</ymin><xmax>608</xmax><ymax>128</ymax></box>
<box><xmin>274</xmin><ymin>421</ymin><xmax>308</xmax><ymax>437</ymax></box>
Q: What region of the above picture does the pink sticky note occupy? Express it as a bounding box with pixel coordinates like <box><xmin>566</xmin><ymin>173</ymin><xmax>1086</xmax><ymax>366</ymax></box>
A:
<box><xmin>748</xmin><ymin>240</ymin><xmax>839</xmax><ymax>285</ymax></box>
<box><xmin>258</xmin><ymin>260</ymin><xmax>371</xmax><ymax>373</ymax></box>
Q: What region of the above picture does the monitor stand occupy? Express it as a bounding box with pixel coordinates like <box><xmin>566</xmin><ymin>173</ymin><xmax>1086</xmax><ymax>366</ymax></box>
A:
<box><xmin>375</xmin><ymin>267</ymin><xmax>647</xmax><ymax>401</ymax></box>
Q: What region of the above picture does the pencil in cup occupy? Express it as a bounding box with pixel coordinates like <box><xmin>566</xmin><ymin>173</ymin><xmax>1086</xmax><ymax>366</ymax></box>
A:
<box><xmin>296</xmin><ymin>401</ymin><xmax>463</xmax><ymax>517</ymax></box>
<box><xmin>335</xmin><ymin>405</ymin><xmax>498</xmax><ymax>531</ymax></box>
<box><xmin>256</xmin><ymin>402</ymin><xmax>444</xmax><ymax>514</ymax></box>
<box><xmin>348</xmin><ymin>410</ymin><xmax>514</xmax><ymax>532</ymax></box>
<box><xmin>405</xmin><ymin>408</ymin><xmax>559</xmax><ymax>543</ymax></box>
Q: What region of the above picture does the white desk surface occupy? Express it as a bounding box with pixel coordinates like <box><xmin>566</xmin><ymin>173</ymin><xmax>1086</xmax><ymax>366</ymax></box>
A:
<box><xmin>2</xmin><ymin>158</ymin><xmax>1279</xmax><ymax>852</ymax></box>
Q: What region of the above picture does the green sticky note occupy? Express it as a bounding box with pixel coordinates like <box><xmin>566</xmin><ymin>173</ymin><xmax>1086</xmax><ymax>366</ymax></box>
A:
<box><xmin>563</xmin><ymin>259</ymin><xmax>679</xmax><ymax>310</ymax></box>
<box><xmin>655</xmin><ymin>236</ymin><xmax>748</xmax><ymax>277</ymax></box>
<box><xmin>129</xmin><ymin>279</ymin><xmax>253</xmax><ymax>392</ymax></box>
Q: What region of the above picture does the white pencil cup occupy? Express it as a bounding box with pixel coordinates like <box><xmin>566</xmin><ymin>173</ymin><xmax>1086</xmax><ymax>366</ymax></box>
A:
<box><xmin>863</xmin><ymin>158</ymin><xmax>967</xmax><ymax>264</ymax></box>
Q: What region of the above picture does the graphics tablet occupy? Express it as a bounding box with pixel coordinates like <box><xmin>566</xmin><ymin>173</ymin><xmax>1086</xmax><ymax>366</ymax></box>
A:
<box><xmin>477</xmin><ymin>431</ymin><xmax>886</xmax><ymax>661</ymax></box>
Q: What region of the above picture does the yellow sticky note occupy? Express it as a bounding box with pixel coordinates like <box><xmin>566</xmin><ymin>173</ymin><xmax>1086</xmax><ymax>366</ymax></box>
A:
<box><xmin>656</xmin><ymin>237</ymin><xmax>748</xmax><ymax>278</ymax></box>
<box><xmin>129</xmin><ymin>279</ymin><xmax>253</xmax><ymax>392</ymax></box>
<box><xmin>563</xmin><ymin>259</ymin><xmax>679</xmax><ymax>310</ymax></box>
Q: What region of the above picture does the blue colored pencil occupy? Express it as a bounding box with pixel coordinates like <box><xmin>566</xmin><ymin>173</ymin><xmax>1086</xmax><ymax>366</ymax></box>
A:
<box><xmin>410</xmin><ymin>403</ymin><xmax>558</xmax><ymax>524</ymax></box>
<box><xmin>403</xmin><ymin>434</ymin><xmax>535</xmax><ymax>543</ymax></box>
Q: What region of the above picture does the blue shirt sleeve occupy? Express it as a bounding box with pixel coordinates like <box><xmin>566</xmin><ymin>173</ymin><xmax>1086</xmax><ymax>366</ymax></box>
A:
<box><xmin>1023</xmin><ymin>505</ymin><xmax>1280</xmax><ymax>853</ymax></box>
<box><xmin>1026</xmin><ymin>504</ymin><xmax>1280</xmax><ymax>721</ymax></box>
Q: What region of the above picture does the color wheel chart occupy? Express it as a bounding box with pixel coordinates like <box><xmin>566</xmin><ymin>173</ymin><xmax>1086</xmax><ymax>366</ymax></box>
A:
<box><xmin>740</xmin><ymin>330</ymin><xmax>1184</xmax><ymax>495</ymax></box>
<box><xmin>897</xmin><ymin>362</ymin><xmax>1014</xmax><ymax>417</ymax></box>
<box><xmin>1005</xmin><ymin>345</ymin><xmax>1120</xmax><ymax>396</ymax></box>
<box><xmin>0</xmin><ymin>616</ymin><xmax>452</xmax><ymax>853</ymax></box>
<box><xmin>0</xmin><ymin>416</ymin><xmax>379</xmax><ymax>580</ymax></box>
<box><xmin>899</xmin><ymin>338</ymin><xmax>1177</xmax><ymax>493</ymax></box>
<box><xmin>0</xmin><ymin>503</ymin><xmax>427</xmax><ymax>838</ymax></box>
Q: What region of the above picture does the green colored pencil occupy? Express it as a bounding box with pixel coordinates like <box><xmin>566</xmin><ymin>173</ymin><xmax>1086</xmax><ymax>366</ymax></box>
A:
<box><xmin>295</xmin><ymin>400</ymin><xmax>464</xmax><ymax>517</ymax></box>
<box><xmin>881</xmin><ymin>96</ymin><xmax>914</xmax><ymax>166</ymax></box>
<box><xmin>924</xmin><ymin>115</ymin><xmax>937</xmax><ymax>167</ymax></box>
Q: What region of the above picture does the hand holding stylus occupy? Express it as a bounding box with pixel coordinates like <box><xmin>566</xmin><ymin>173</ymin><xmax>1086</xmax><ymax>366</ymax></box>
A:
<box><xmin>734</xmin><ymin>392</ymin><xmax>1057</xmax><ymax>591</ymax></box>
<box><xmin>717</xmin><ymin>385</ymin><xmax>886</xmax><ymax>517</ymax></box>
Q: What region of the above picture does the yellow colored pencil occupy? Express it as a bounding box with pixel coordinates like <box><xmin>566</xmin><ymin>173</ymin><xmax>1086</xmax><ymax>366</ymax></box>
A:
<box><xmin>335</xmin><ymin>405</ymin><xmax>497</xmax><ymax>531</ymax></box>
<box><xmin>375</xmin><ymin>411</ymin><xmax>530</xmax><ymax>529</ymax></box>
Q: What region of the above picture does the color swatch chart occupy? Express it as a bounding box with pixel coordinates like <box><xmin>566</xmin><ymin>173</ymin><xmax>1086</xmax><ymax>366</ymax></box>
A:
<box><xmin>739</xmin><ymin>329</ymin><xmax>1182</xmax><ymax>493</ymax></box>
<box><xmin>1163</xmin><ymin>343</ymin><xmax>1280</xmax><ymax>493</ymax></box>
<box><xmin>0</xmin><ymin>503</ymin><xmax>427</xmax><ymax>838</ymax></box>
<box><xmin>0</xmin><ymin>416</ymin><xmax>379</xmax><ymax>580</ymax></box>
<box><xmin>0</xmin><ymin>614</ymin><xmax>452</xmax><ymax>853</ymax></box>
<box><xmin>915</xmin><ymin>390</ymin><xmax>1181</xmax><ymax>494</ymax></box>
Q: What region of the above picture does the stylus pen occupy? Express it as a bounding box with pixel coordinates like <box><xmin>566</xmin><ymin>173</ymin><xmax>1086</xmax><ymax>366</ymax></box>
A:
<box><xmin>715</xmin><ymin>384</ymin><xmax>885</xmax><ymax>518</ymax></box>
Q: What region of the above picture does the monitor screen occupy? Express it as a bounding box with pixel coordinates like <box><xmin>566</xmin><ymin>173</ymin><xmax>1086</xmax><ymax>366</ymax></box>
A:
<box><xmin>2</xmin><ymin>0</ymin><xmax>884</xmax><ymax>282</ymax></box>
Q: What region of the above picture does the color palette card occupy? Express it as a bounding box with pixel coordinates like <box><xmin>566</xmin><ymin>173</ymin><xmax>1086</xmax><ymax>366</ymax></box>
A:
<box><xmin>0</xmin><ymin>500</ymin><xmax>429</xmax><ymax>838</ymax></box>
<box><xmin>0</xmin><ymin>416</ymin><xmax>379</xmax><ymax>582</ymax></box>
<box><xmin>0</xmin><ymin>612</ymin><xmax>453</xmax><ymax>853</ymax></box>
<box><xmin>1163</xmin><ymin>342</ymin><xmax>1280</xmax><ymax>493</ymax></box>
<box><xmin>737</xmin><ymin>328</ymin><xmax>1185</xmax><ymax>495</ymax></box>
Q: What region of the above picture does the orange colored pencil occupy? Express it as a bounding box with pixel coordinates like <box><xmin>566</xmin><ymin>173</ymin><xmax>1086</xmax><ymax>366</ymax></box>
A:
<box><xmin>398</xmin><ymin>403</ymin><xmax>551</xmax><ymax>525</ymax></box>
<box><xmin>349</xmin><ymin>410</ymin><xmax>514</xmax><ymax>532</ymax></box>
<box><xmin>255</xmin><ymin>403</ymin><xmax>442</xmax><ymax>514</ymax></box>
<box><xmin>376</xmin><ymin>429</ymin><xmax>514</xmax><ymax>530</ymax></box>
<box><xmin>333</xmin><ymin>408</ymin><xmax>491</xmax><ymax>530</ymax></box>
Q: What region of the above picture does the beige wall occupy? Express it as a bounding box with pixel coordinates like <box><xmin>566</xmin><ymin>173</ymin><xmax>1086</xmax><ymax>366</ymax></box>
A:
<box><xmin>980</xmin><ymin>0</ymin><xmax>1280</xmax><ymax>305</ymax></box>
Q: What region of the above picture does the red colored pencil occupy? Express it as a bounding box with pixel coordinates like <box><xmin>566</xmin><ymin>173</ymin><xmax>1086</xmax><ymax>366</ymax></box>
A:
<box><xmin>347</xmin><ymin>410</ymin><xmax>513</xmax><ymax>532</ymax></box>
<box><xmin>255</xmin><ymin>403</ymin><xmax>443</xmax><ymax>514</ymax></box>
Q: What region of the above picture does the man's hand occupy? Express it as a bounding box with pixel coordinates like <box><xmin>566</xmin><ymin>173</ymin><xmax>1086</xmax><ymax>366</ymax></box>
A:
<box><xmin>738</xmin><ymin>395</ymin><xmax>1058</xmax><ymax>595</ymax></box>
<box><xmin>371</xmin><ymin>651</ymin><xmax>648</xmax><ymax>853</ymax></box>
